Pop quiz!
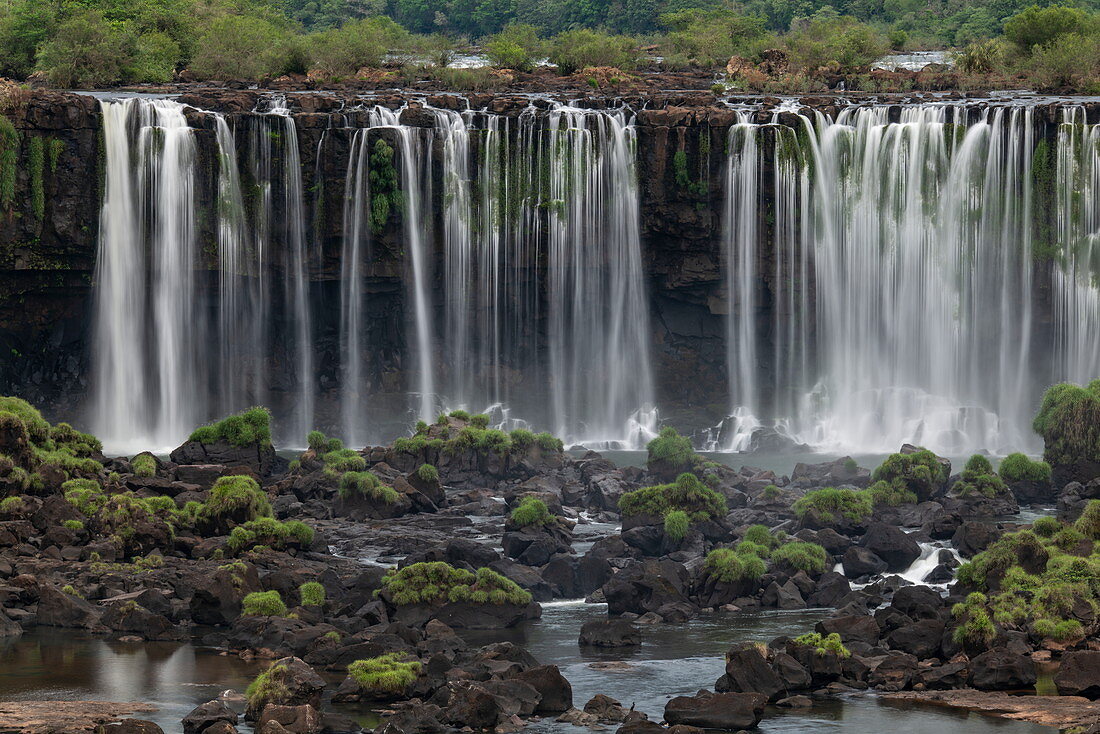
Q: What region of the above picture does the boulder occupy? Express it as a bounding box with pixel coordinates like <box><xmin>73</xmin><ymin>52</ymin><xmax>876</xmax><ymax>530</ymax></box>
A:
<box><xmin>1054</xmin><ymin>651</ymin><xmax>1100</xmax><ymax>698</ymax></box>
<box><xmin>816</xmin><ymin>615</ymin><xmax>880</xmax><ymax>647</ymax></box>
<box><xmin>890</xmin><ymin>585</ymin><xmax>945</xmax><ymax>620</ymax></box>
<box><xmin>257</xmin><ymin>704</ymin><xmax>322</xmax><ymax>734</ymax></box>
<box><xmin>170</xmin><ymin>437</ymin><xmax>281</xmax><ymax>477</ymax></box>
<box><xmin>245</xmin><ymin>657</ymin><xmax>326</xmax><ymax>720</ymax></box>
<box><xmin>951</xmin><ymin>521</ymin><xmax>1000</xmax><ymax>557</ymax></box>
<box><xmin>714</xmin><ymin>643</ymin><xmax>784</xmax><ymax>701</ymax></box>
<box><xmin>885</xmin><ymin>618</ymin><xmax>944</xmax><ymax>659</ymax></box>
<box><xmin>842</xmin><ymin>546</ymin><xmax>887</xmax><ymax>578</ymax></box>
<box><xmin>182</xmin><ymin>700</ymin><xmax>238</xmax><ymax>734</ymax></box>
<box><xmin>515</xmin><ymin>665</ymin><xmax>573</xmax><ymax>712</ymax></box>
<box><xmin>100</xmin><ymin>722</ymin><xmax>164</xmax><ymax>734</ymax></box>
<box><xmin>36</xmin><ymin>584</ymin><xmax>102</xmax><ymax>629</ymax></box>
<box><xmin>969</xmin><ymin>648</ymin><xmax>1036</xmax><ymax>691</ymax></box>
<box><xmin>861</xmin><ymin>523</ymin><xmax>921</xmax><ymax>572</ymax></box>
<box><xmin>663</xmin><ymin>692</ymin><xmax>766</xmax><ymax>730</ymax></box>
<box><xmin>579</xmin><ymin>619</ymin><xmax>641</xmax><ymax>647</ymax></box>
<box><xmin>390</xmin><ymin>600</ymin><xmax>539</xmax><ymax>629</ymax></box>
<box><xmin>601</xmin><ymin>560</ymin><xmax>697</xmax><ymax>619</ymax></box>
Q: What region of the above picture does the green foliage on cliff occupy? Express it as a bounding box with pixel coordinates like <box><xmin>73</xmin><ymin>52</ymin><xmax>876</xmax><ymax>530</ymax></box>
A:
<box><xmin>871</xmin><ymin>448</ymin><xmax>947</xmax><ymax>501</ymax></box>
<box><xmin>189</xmin><ymin>406</ymin><xmax>272</xmax><ymax>447</ymax></box>
<box><xmin>619</xmin><ymin>472</ymin><xmax>727</xmax><ymax>521</ymax></box>
<box><xmin>349</xmin><ymin>653</ymin><xmax>421</xmax><ymax>693</ymax></box>
<box><xmin>227</xmin><ymin>516</ymin><xmax>314</xmax><ymax>552</ymax></box>
<box><xmin>131</xmin><ymin>453</ymin><xmax>156</xmax><ymax>478</ymax></box>
<box><xmin>380</xmin><ymin>561</ymin><xmax>532</xmax><ymax>606</ymax></box>
<box><xmin>511</xmin><ymin>496</ymin><xmax>554</xmax><ymax>527</ymax></box>
<box><xmin>0</xmin><ymin>397</ymin><xmax>102</xmax><ymax>487</ymax></box>
<box><xmin>646</xmin><ymin>427</ymin><xmax>698</xmax><ymax>476</ymax></box>
<box><xmin>999</xmin><ymin>452</ymin><xmax>1052</xmax><ymax>483</ymax></box>
<box><xmin>792</xmin><ymin>487</ymin><xmax>873</xmax><ymax>524</ymax></box>
<box><xmin>704</xmin><ymin>547</ymin><xmax>766</xmax><ymax>582</ymax></box>
<box><xmin>952</xmin><ymin>454</ymin><xmax>1010</xmax><ymax>498</ymax></box>
<box><xmin>369</xmin><ymin>138</ymin><xmax>401</xmax><ymax>234</ymax></box>
<box><xmin>0</xmin><ymin>117</ymin><xmax>18</xmax><ymax>212</ymax></box>
<box><xmin>199</xmin><ymin>476</ymin><xmax>273</xmax><ymax>524</ymax></box>
<box><xmin>338</xmin><ymin>470</ymin><xmax>399</xmax><ymax>503</ymax></box>
<box><xmin>1033</xmin><ymin>381</ymin><xmax>1100</xmax><ymax>467</ymax></box>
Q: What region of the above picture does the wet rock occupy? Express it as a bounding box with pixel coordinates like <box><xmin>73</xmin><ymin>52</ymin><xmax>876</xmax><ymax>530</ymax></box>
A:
<box><xmin>257</xmin><ymin>705</ymin><xmax>322</xmax><ymax>734</ymax></box>
<box><xmin>1054</xmin><ymin>651</ymin><xmax>1100</xmax><ymax>698</ymax></box>
<box><xmin>601</xmin><ymin>560</ymin><xmax>697</xmax><ymax>619</ymax></box>
<box><xmin>861</xmin><ymin>523</ymin><xmax>921</xmax><ymax>572</ymax></box>
<box><xmin>663</xmin><ymin>691</ymin><xmax>766</xmax><ymax>730</ymax></box>
<box><xmin>885</xmin><ymin>618</ymin><xmax>944</xmax><ymax>659</ymax></box>
<box><xmin>969</xmin><ymin>648</ymin><xmax>1036</xmax><ymax>691</ymax></box>
<box><xmin>714</xmin><ymin>642</ymin><xmax>783</xmax><ymax>700</ymax></box>
<box><xmin>515</xmin><ymin>664</ymin><xmax>573</xmax><ymax>712</ymax></box>
<box><xmin>579</xmin><ymin>619</ymin><xmax>641</xmax><ymax>647</ymax></box>
<box><xmin>842</xmin><ymin>546</ymin><xmax>887</xmax><ymax>577</ymax></box>
<box><xmin>868</xmin><ymin>653</ymin><xmax>918</xmax><ymax>690</ymax></box>
<box><xmin>890</xmin><ymin>585</ymin><xmax>945</xmax><ymax>621</ymax></box>
<box><xmin>816</xmin><ymin>615</ymin><xmax>880</xmax><ymax>646</ymax></box>
<box><xmin>170</xmin><ymin>437</ymin><xmax>282</xmax><ymax>478</ymax></box>
<box><xmin>805</xmin><ymin>572</ymin><xmax>851</xmax><ymax>608</ymax></box>
<box><xmin>244</xmin><ymin>657</ymin><xmax>326</xmax><ymax>720</ymax></box>
<box><xmin>389</xmin><ymin>599</ymin><xmax>540</xmax><ymax>629</ymax></box>
<box><xmin>183</xmin><ymin>700</ymin><xmax>239</xmax><ymax>734</ymax></box>
<box><xmin>582</xmin><ymin>694</ymin><xmax>637</xmax><ymax>723</ymax></box>
<box><xmin>916</xmin><ymin>661</ymin><xmax>969</xmax><ymax>689</ymax></box>
<box><xmin>36</xmin><ymin>583</ymin><xmax>102</xmax><ymax>629</ymax></box>
<box><xmin>100</xmin><ymin>721</ymin><xmax>165</xmax><ymax>734</ymax></box>
<box><xmin>951</xmin><ymin>521</ymin><xmax>1001</xmax><ymax>557</ymax></box>
<box><xmin>761</xmin><ymin>579</ymin><xmax>806</xmax><ymax>609</ymax></box>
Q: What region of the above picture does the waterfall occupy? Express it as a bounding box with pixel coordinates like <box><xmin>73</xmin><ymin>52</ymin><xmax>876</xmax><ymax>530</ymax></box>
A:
<box><xmin>92</xmin><ymin>99</ymin><xmax>202</xmax><ymax>453</ymax></box>
<box><xmin>1054</xmin><ymin>107</ymin><xmax>1100</xmax><ymax>385</ymax></box>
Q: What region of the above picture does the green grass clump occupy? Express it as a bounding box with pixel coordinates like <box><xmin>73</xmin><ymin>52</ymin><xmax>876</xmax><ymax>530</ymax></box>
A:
<box><xmin>416</xmin><ymin>464</ymin><xmax>439</xmax><ymax>483</ymax></box>
<box><xmin>999</xmin><ymin>453</ymin><xmax>1052</xmax><ymax>483</ymax></box>
<box><xmin>951</xmin><ymin>592</ymin><xmax>997</xmax><ymax>645</ymax></box>
<box><xmin>1075</xmin><ymin>499</ymin><xmax>1100</xmax><ymax>540</ymax></box>
<box><xmin>199</xmin><ymin>476</ymin><xmax>272</xmax><ymax>525</ymax></box>
<box><xmin>348</xmin><ymin>653</ymin><xmax>421</xmax><ymax>693</ymax></box>
<box><xmin>761</xmin><ymin>484</ymin><xmax>783</xmax><ymax>501</ymax></box>
<box><xmin>450</xmin><ymin>426</ymin><xmax>512</xmax><ymax>454</ymax></box>
<box><xmin>510</xmin><ymin>496</ymin><xmax>554</xmax><ymax>528</ymax></box>
<box><xmin>793</xmin><ymin>631</ymin><xmax>850</xmax><ymax>658</ymax></box>
<box><xmin>241</xmin><ymin>590</ymin><xmax>287</xmax><ymax>617</ymax></box>
<box><xmin>62</xmin><ymin>478</ymin><xmax>106</xmax><ymax>516</ymax></box>
<box><xmin>323</xmin><ymin>448</ymin><xmax>366</xmax><ymax>474</ymax></box>
<box><xmin>131</xmin><ymin>454</ymin><xmax>156</xmax><ymax>478</ymax></box>
<box><xmin>227</xmin><ymin>517</ymin><xmax>314</xmax><ymax>553</ymax></box>
<box><xmin>189</xmin><ymin>407</ymin><xmax>272</xmax><ymax>447</ymax></box>
<box><xmin>619</xmin><ymin>472</ymin><xmax>727</xmax><ymax>521</ymax></box>
<box><xmin>1033</xmin><ymin>381</ymin><xmax>1100</xmax><ymax>467</ymax></box>
<box><xmin>865</xmin><ymin>479</ymin><xmax>917</xmax><ymax>506</ymax></box>
<box><xmin>469</xmin><ymin>413</ymin><xmax>490</xmax><ymax>429</ymax></box>
<box><xmin>338</xmin><ymin>471</ymin><xmax>399</xmax><ymax>503</ymax></box>
<box><xmin>646</xmin><ymin>427</ymin><xmax>697</xmax><ymax>474</ymax></box>
<box><xmin>245</xmin><ymin>661</ymin><xmax>291</xmax><ymax>711</ymax></box>
<box><xmin>448</xmin><ymin>409</ymin><xmax>471</xmax><ymax>421</ymax></box>
<box><xmin>952</xmin><ymin>454</ymin><xmax>1009</xmax><ymax>498</ymax></box>
<box><xmin>0</xmin><ymin>398</ymin><xmax>102</xmax><ymax>483</ymax></box>
<box><xmin>664</xmin><ymin>509</ymin><xmax>689</xmax><ymax>540</ymax></box>
<box><xmin>704</xmin><ymin>547</ymin><xmax>765</xmax><ymax>582</ymax></box>
<box><xmin>792</xmin><ymin>487</ymin><xmax>873</xmax><ymax>524</ymax></box>
<box><xmin>0</xmin><ymin>496</ymin><xmax>23</xmax><ymax>515</ymax></box>
<box><xmin>1032</xmin><ymin>516</ymin><xmax>1062</xmax><ymax>537</ymax></box>
<box><xmin>380</xmin><ymin>562</ymin><xmax>532</xmax><ymax>606</ymax></box>
<box><xmin>771</xmin><ymin>541</ymin><xmax>827</xmax><ymax>573</ymax></box>
<box><xmin>871</xmin><ymin>448</ymin><xmax>946</xmax><ymax>501</ymax></box>
<box><xmin>307</xmin><ymin>430</ymin><xmax>343</xmax><ymax>453</ymax></box>
<box><xmin>299</xmin><ymin>581</ymin><xmax>325</xmax><ymax>607</ymax></box>
<box><xmin>741</xmin><ymin>524</ymin><xmax>781</xmax><ymax>550</ymax></box>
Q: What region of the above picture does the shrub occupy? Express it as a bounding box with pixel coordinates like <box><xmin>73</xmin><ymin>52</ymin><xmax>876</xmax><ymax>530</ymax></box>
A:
<box><xmin>323</xmin><ymin>448</ymin><xmax>367</xmax><ymax>473</ymax></box>
<box><xmin>61</xmin><ymin>584</ymin><xmax>79</xmax><ymax>596</ymax></box>
<box><xmin>511</xmin><ymin>496</ymin><xmax>554</xmax><ymax>527</ymax></box>
<box><xmin>308</xmin><ymin>430</ymin><xmax>342</xmax><ymax>453</ymax></box>
<box><xmin>659</xmin><ymin>8</ymin><xmax>771</xmax><ymax>68</ymax></box>
<box><xmin>241</xmin><ymin>590</ymin><xmax>287</xmax><ymax>617</ymax></box>
<box><xmin>741</xmin><ymin>524</ymin><xmax>780</xmax><ymax>550</ymax></box>
<box><xmin>0</xmin><ymin>495</ymin><xmax>22</xmax><ymax>515</ymax></box>
<box><xmin>189</xmin><ymin>407</ymin><xmax>272</xmax><ymax>447</ymax></box>
<box><xmin>1032</xmin><ymin>516</ymin><xmax>1062</xmax><ymax>537</ymax></box>
<box><xmin>952</xmin><ymin>38</ymin><xmax>1004</xmax><ymax>74</ymax></box>
<box><xmin>131</xmin><ymin>454</ymin><xmax>156</xmax><ymax>478</ymax></box>
<box><xmin>548</xmin><ymin>29</ymin><xmax>639</xmax><ymax>75</ymax></box>
<box><xmin>348</xmin><ymin>653</ymin><xmax>421</xmax><ymax>693</ymax></box>
<box><xmin>704</xmin><ymin>547</ymin><xmax>765</xmax><ymax>582</ymax></box>
<box><xmin>952</xmin><ymin>454</ymin><xmax>1008</xmax><ymax>499</ymax></box>
<box><xmin>1004</xmin><ymin>5</ymin><xmax>1092</xmax><ymax>55</ymax></box>
<box><xmin>664</xmin><ymin>510</ymin><xmax>689</xmax><ymax>541</ymax></box>
<box><xmin>484</xmin><ymin>24</ymin><xmax>544</xmax><ymax>72</ymax></box>
<box><xmin>338</xmin><ymin>471</ymin><xmax>399</xmax><ymax>503</ymax></box>
<box><xmin>227</xmin><ymin>517</ymin><xmax>314</xmax><ymax>553</ymax></box>
<box><xmin>416</xmin><ymin>464</ymin><xmax>439</xmax><ymax>483</ymax></box>
<box><xmin>865</xmin><ymin>479</ymin><xmax>916</xmax><ymax>506</ymax></box>
<box><xmin>246</xmin><ymin>661</ymin><xmax>291</xmax><ymax>712</ymax></box>
<box><xmin>646</xmin><ymin>427</ymin><xmax>696</xmax><ymax>474</ymax></box>
<box><xmin>1032</xmin><ymin>617</ymin><xmax>1083</xmax><ymax>641</ymax></box>
<box><xmin>34</xmin><ymin>9</ymin><xmax>128</xmax><ymax>88</ymax></box>
<box><xmin>63</xmin><ymin>479</ymin><xmax>106</xmax><ymax>516</ymax></box>
<box><xmin>63</xmin><ymin>519</ymin><xmax>84</xmax><ymax>531</ymax></box>
<box><xmin>872</xmin><ymin>449</ymin><xmax>947</xmax><ymax>501</ymax></box>
<box><xmin>761</xmin><ymin>484</ymin><xmax>782</xmax><ymax>501</ymax></box>
<box><xmin>793</xmin><ymin>631</ymin><xmax>850</xmax><ymax>658</ymax></box>
<box><xmin>1075</xmin><ymin>499</ymin><xmax>1100</xmax><ymax>540</ymax></box>
<box><xmin>299</xmin><ymin>581</ymin><xmax>325</xmax><ymax>607</ymax></box>
<box><xmin>469</xmin><ymin>414</ymin><xmax>490</xmax><ymax>429</ymax></box>
<box><xmin>308</xmin><ymin>16</ymin><xmax>402</xmax><ymax>77</ymax></box>
<box><xmin>450</xmin><ymin>427</ymin><xmax>512</xmax><ymax>455</ymax></box>
<box><xmin>999</xmin><ymin>453</ymin><xmax>1052</xmax><ymax>483</ymax></box>
<box><xmin>771</xmin><ymin>541</ymin><xmax>827</xmax><ymax>573</ymax></box>
<box><xmin>1033</xmin><ymin>381</ymin><xmax>1100</xmax><ymax>467</ymax></box>
<box><xmin>951</xmin><ymin>592</ymin><xmax>997</xmax><ymax>646</ymax></box>
<box><xmin>200</xmin><ymin>476</ymin><xmax>272</xmax><ymax>526</ymax></box>
<box><xmin>380</xmin><ymin>562</ymin><xmax>531</xmax><ymax>606</ymax></box>
<box><xmin>619</xmin><ymin>473</ymin><xmax>727</xmax><ymax>521</ymax></box>
<box><xmin>190</xmin><ymin>16</ymin><xmax>292</xmax><ymax>81</ymax></box>
<box><xmin>782</xmin><ymin>15</ymin><xmax>887</xmax><ymax>73</ymax></box>
<box><xmin>792</xmin><ymin>487</ymin><xmax>872</xmax><ymax>524</ymax></box>
<box><xmin>448</xmin><ymin>410</ymin><xmax>471</xmax><ymax>421</ymax></box>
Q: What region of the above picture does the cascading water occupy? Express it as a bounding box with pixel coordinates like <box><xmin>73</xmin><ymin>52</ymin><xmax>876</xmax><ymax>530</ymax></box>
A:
<box><xmin>721</xmin><ymin>104</ymin><xmax>1044</xmax><ymax>455</ymax></box>
<box><xmin>93</xmin><ymin>99</ymin><xmax>202</xmax><ymax>453</ymax></box>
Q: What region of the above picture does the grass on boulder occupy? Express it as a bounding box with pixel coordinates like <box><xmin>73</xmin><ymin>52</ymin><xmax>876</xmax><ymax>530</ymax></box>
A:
<box><xmin>793</xmin><ymin>631</ymin><xmax>850</xmax><ymax>658</ymax></box>
<box><xmin>189</xmin><ymin>407</ymin><xmax>272</xmax><ymax>447</ymax></box>
<box><xmin>241</xmin><ymin>590</ymin><xmax>287</xmax><ymax>617</ymax></box>
<box><xmin>299</xmin><ymin>581</ymin><xmax>325</xmax><ymax>607</ymax></box>
<box><xmin>1033</xmin><ymin>380</ymin><xmax>1100</xmax><ymax>467</ymax></box>
<box><xmin>198</xmin><ymin>476</ymin><xmax>272</xmax><ymax>526</ymax></box>
<box><xmin>348</xmin><ymin>653</ymin><xmax>421</xmax><ymax>693</ymax></box>
<box><xmin>703</xmin><ymin>547</ymin><xmax>766</xmax><ymax>582</ymax></box>
<box><xmin>792</xmin><ymin>487</ymin><xmax>873</xmax><ymax>524</ymax></box>
<box><xmin>619</xmin><ymin>472</ymin><xmax>727</xmax><ymax>521</ymax></box>
<box><xmin>380</xmin><ymin>561</ymin><xmax>532</xmax><ymax>606</ymax></box>
<box><xmin>999</xmin><ymin>452</ymin><xmax>1052</xmax><ymax>483</ymax></box>
<box><xmin>338</xmin><ymin>471</ymin><xmax>400</xmax><ymax>503</ymax></box>
<box><xmin>510</xmin><ymin>496</ymin><xmax>554</xmax><ymax>528</ymax></box>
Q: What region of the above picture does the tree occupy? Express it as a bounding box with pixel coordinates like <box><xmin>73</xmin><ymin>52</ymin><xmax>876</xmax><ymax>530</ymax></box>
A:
<box><xmin>35</xmin><ymin>9</ymin><xmax>129</xmax><ymax>88</ymax></box>
<box><xmin>484</xmin><ymin>23</ymin><xmax>544</xmax><ymax>71</ymax></box>
<box><xmin>1004</xmin><ymin>4</ymin><xmax>1092</xmax><ymax>54</ymax></box>
<box><xmin>189</xmin><ymin>14</ymin><xmax>291</xmax><ymax>80</ymax></box>
<box><xmin>547</xmin><ymin>28</ymin><xmax>639</xmax><ymax>74</ymax></box>
<box><xmin>309</xmin><ymin>17</ymin><xmax>405</xmax><ymax>76</ymax></box>
<box><xmin>0</xmin><ymin>1</ymin><xmax>60</xmax><ymax>78</ymax></box>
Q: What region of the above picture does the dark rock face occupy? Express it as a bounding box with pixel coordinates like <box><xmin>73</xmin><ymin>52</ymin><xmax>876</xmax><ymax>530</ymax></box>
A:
<box><xmin>601</xmin><ymin>560</ymin><xmax>697</xmax><ymax>619</ymax></box>
<box><xmin>170</xmin><ymin>438</ymin><xmax>281</xmax><ymax>478</ymax></box>
<box><xmin>515</xmin><ymin>665</ymin><xmax>573</xmax><ymax>712</ymax></box>
<box><xmin>714</xmin><ymin>643</ymin><xmax>784</xmax><ymax>701</ymax></box>
<box><xmin>663</xmin><ymin>691</ymin><xmax>766</xmax><ymax>730</ymax></box>
<box><xmin>860</xmin><ymin>523</ymin><xmax>921</xmax><ymax>572</ymax></box>
<box><xmin>183</xmin><ymin>700</ymin><xmax>239</xmax><ymax>734</ymax></box>
<box><xmin>389</xmin><ymin>601</ymin><xmax>540</xmax><ymax>629</ymax></box>
<box><xmin>842</xmin><ymin>546</ymin><xmax>887</xmax><ymax>577</ymax></box>
<box><xmin>1054</xmin><ymin>651</ymin><xmax>1100</xmax><ymax>698</ymax></box>
<box><xmin>816</xmin><ymin>615</ymin><xmax>880</xmax><ymax>647</ymax></box>
<box><xmin>968</xmin><ymin>649</ymin><xmax>1037</xmax><ymax>691</ymax></box>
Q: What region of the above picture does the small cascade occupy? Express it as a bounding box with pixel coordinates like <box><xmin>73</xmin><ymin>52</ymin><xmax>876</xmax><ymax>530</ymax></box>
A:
<box><xmin>898</xmin><ymin>542</ymin><xmax>962</xmax><ymax>587</ymax></box>
<box><xmin>92</xmin><ymin>99</ymin><xmax>202</xmax><ymax>453</ymax></box>
<box><xmin>1053</xmin><ymin>107</ymin><xmax>1100</xmax><ymax>385</ymax></box>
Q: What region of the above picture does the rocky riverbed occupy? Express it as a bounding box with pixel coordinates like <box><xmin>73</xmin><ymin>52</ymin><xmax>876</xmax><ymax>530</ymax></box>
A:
<box><xmin>0</xmin><ymin>401</ymin><xmax>1098</xmax><ymax>733</ymax></box>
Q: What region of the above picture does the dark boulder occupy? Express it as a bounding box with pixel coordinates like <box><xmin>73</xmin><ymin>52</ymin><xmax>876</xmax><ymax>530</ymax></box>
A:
<box><xmin>805</xmin><ymin>572</ymin><xmax>852</xmax><ymax>608</ymax></box>
<box><xmin>951</xmin><ymin>521</ymin><xmax>1001</xmax><ymax>557</ymax></box>
<box><xmin>579</xmin><ymin>619</ymin><xmax>641</xmax><ymax>647</ymax></box>
<box><xmin>861</xmin><ymin>523</ymin><xmax>920</xmax><ymax>572</ymax></box>
<box><xmin>842</xmin><ymin>546</ymin><xmax>887</xmax><ymax>578</ymax></box>
<box><xmin>714</xmin><ymin>642</ymin><xmax>783</xmax><ymax>701</ymax></box>
<box><xmin>816</xmin><ymin>615</ymin><xmax>880</xmax><ymax>647</ymax></box>
<box><xmin>969</xmin><ymin>648</ymin><xmax>1036</xmax><ymax>691</ymax></box>
<box><xmin>885</xmin><ymin>618</ymin><xmax>944</xmax><ymax>659</ymax></box>
<box><xmin>183</xmin><ymin>700</ymin><xmax>238</xmax><ymax>734</ymax></box>
<box><xmin>890</xmin><ymin>585</ymin><xmax>945</xmax><ymax>621</ymax></box>
<box><xmin>1054</xmin><ymin>651</ymin><xmax>1100</xmax><ymax>698</ymax></box>
<box><xmin>244</xmin><ymin>657</ymin><xmax>326</xmax><ymax>720</ymax></box>
<box><xmin>515</xmin><ymin>665</ymin><xmax>573</xmax><ymax>712</ymax></box>
<box><xmin>170</xmin><ymin>437</ymin><xmax>281</xmax><ymax>478</ymax></box>
<box><xmin>601</xmin><ymin>560</ymin><xmax>697</xmax><ymax>619</ymax></box>
<box><xmin>36</xmin><ymin>584</ymin><xmax>101</xmax><ymax>629</ymax></box>
<box><xmin>663</xmin><ymin>692</ymin><xmax>766</xmax><ymax>730</ymax></box>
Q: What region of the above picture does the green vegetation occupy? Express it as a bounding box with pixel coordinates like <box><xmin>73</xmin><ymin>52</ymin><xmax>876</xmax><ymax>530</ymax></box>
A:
<box><xmin>1077</xmin><ymin>499</ymin><xmax>1100</xmax><ymax>539</ymax></box>
<box><xmin>871</xmin><ymin>448</ymin><xmax>947</xmax><ymax>502</ymax></box>
<box><xmin>245</xmin><ymin>661</ymin><xmax>291</xmax><ymax>712</ymax></box>
<box><xmin>0</xmin><ymin>117</ymin><xmax>17</xmax><ymax>212</ymax></box>
<box><xmin>793</xmin><ymin>631</ymin><xmax>850</xmax><ymax>658</ymax></box>
<box><xmin>664</xmin><ymin>509</ymin><xmax>689</xmax><ymax>541</ymax></box>
<box><xmin>864</xmin><ymin>480</ymin><xmax>917</xmax><ymax>506</ymax></box>
<box><xmin>771</xmin><ymin>541</ymin><xmax>827</xmax><ymax>573</ymax></box>
<box><xmin>299</xmin><ymin>581</ymin><xmax>325</xmax><ymax>607</ymax></box>
<box><xmin>348</xmin><ymin>653</ymin><xmax>421</xmax><ymax>693</ymax></box>
<box><xmin>241</xmin><ymin>590</ymin><xmax>287</xmax><ymax>617</ymax></box>
<box><xmin>999</xmin><ymin>453</ymin><xmax>1052</xmax><ymax>484</ymax></box>
<box><xmin>954</xmin><ymin>520</ymin><xmax>1098</xmax><ymax>643</ymax></box>
<box><xmin>0</xmin><ymin>495</ymin><xmax>22</xmax><ymax>515</ymax></box>
<box><xmin>323</xmin><ymin>448</ymin><xmax>367</xmax><ymax>474</ymax></box>
<box><xmin>484</xmin><ymin>24</ymin><xmax>544</xmax><ymax>72</ymax></box>
<box><xmin>63</xmin><ymin>518</ymin><xmax>84</xmax><ymax>531</ymax></box>
<box><xmin>199</xmin><ymin>476</ymin><xmax>272</xmax><ymax>526</ymax></box>
<box><xmin>415</xmin><ymin>464</ymin><xmax>439</xmax><ymax>483</ymax></box>
<box><xmin>227</xmin><ymin>517</ymin><xmax>314</xmax><ymax>553</ymax></box>
<box><xmin>131</xmin><ymin>453</ymin><xmax>156</xmax><ymax>478</ymax></box>
<box><xmin>742</xmin><ymin>524</ymin><xmax>781</xmax><ymax>550</ymax></box>
<box><xmin>0</xmin><ymin>397</ymin><xmax>102</xmax><ymax>487</ymax></box>
<box><xmin>546</xmin><ymin>29</ymin><xmax>638</xmax><ymax>75</ymax></box>
<box><xmin>189</xmin><ymin>407</ymin><xmax>272</xmax><ymax>448</ymax></box>
<box><xmin>308</xmin><ymin>430</ymin><xmax>343</xmax><ymax>453</ymax></box>
<box><xmin>792</xmin><ymin>487</ymin><xmax>873</xmax><ymax>524</ymax></box>
<box><xmin>952</xmin><ymin>453</ymin><xmax>1009</xmax><ymax>499</ymax></box>
<box><xmin>619</xmin><ymin>472</ymin><xmax>727</xmax><ymax>523</ymax></box>
<box><xmin>369</xmin><ymin>138</ymin><xmax>400</xmax><ymax>234</ymax></box>
<box><xmin>393</xmin><ymin>423</ymin><xmax>562</xmax><ymax>457</ymax></box>
<box><xmin>510</xmin><ymin>496</ymin><xmax>554</xmax><ymax>527</ymax></box>
<box><xmin>380</xmin><ymin>561</ymin><xmax>532</xmax><ymax>606</ymax></box>
<box><xmin>338</xmin><ymin>471</ymin><xmax>400</xmax><ymax>503</ymax></box>
<box><xmin>1033</xmin><ymin>381</ymin><xmax>1100</xmax><ymax>467</ymax></box>
<box><xmin>646</xmin><ymin>427</ymin><xmax>697</xmax><ymax>476</ymax></box>
<box><xmin>704</xmin><ymin>547</ymin><xmax>766</xmax><ymax>582</ymax></box>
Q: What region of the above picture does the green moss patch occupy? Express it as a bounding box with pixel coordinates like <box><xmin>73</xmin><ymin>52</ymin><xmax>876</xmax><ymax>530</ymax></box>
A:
<box><xmin>380</xmin><ymin>561</ymin><xmax>532</xmax><ymax>606</ymax></box>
